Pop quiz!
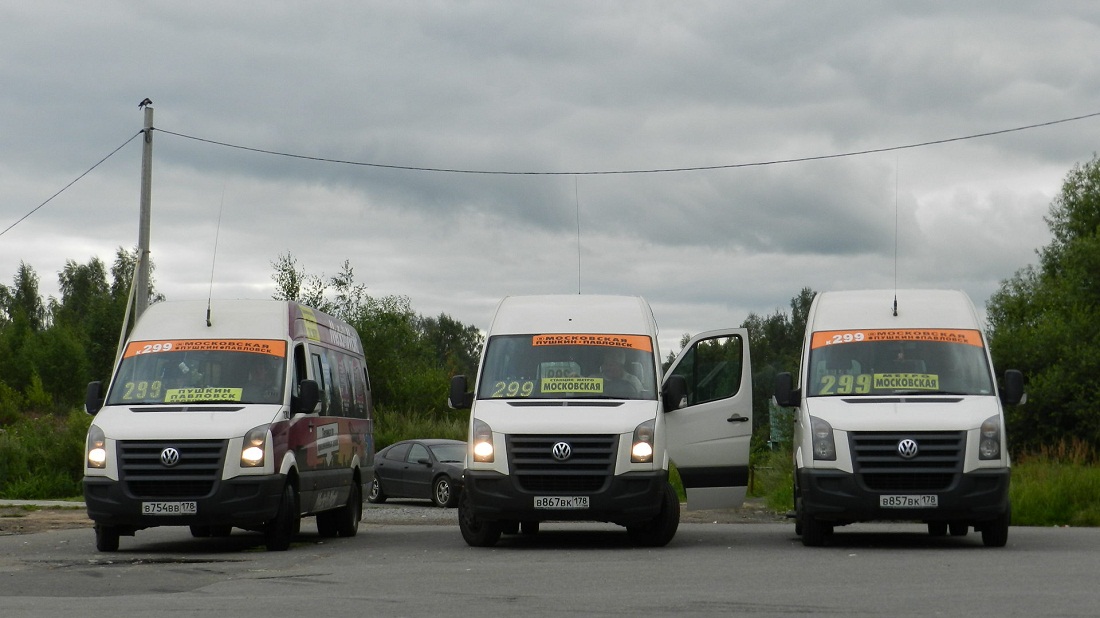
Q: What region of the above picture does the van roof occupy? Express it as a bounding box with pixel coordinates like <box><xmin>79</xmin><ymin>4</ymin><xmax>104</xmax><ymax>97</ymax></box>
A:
<box><xmin>809</xmin><ymin>289</ymin><xmax>983</xmax><ymax>331</ymax></box>
<box><xmin>129</xmin><ymin>300</ymin><xmax>362</xmax><ymax>354</ymax></box>
<box><xmin>488</xmin><ymin>295</ymin><xmax>657</xmax><ymax>337</ymax></box>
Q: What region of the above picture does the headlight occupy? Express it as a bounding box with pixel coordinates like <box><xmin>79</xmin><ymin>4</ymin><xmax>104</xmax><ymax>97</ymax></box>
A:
<box><xmin>979</xmin><ymin>415</ymin><xmax>1001</xmax><ymax>460</ymax></box>
<box><xmin>241</xmin><ymin>424</ymin><xmax>269</xmax><ymax>467</ymax></box>
<box><xmin>86</xmin><ymin>425</ymin><xmax>107</xmax><ymax>469</ymax></box>
<box><xmin>631</xmin><ymin>419</ymin><xmax>655</xmax><ymax>463</ymax></box>
<box><xmin>472</xmin><ymin>418</ymin><xmax>494</xmax><ymax>463</ymax></box>
<box><xmin>810</xmin><ymin>416</ymin><xmax>836</xmax><ymax>461</ymax></box>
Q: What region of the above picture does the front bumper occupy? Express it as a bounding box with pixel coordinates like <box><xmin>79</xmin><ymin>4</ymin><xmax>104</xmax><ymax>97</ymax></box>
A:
<box><xmin>798</xmin><ymin>467</ymin><xmax>1010</xmax><ymax>524</ymax></box>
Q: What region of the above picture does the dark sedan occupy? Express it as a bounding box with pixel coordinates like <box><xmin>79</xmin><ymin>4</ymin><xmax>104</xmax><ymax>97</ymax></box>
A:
<box><xmin>368</xmin><ymin>439</ymin><xmax>466</xmax><ymax>507</ymax></box>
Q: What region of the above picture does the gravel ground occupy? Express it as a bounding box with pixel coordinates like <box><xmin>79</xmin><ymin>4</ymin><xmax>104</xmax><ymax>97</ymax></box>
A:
<box><xmin>0</xmin><ymin>497</ymin><xmax>787</xmax><ymax>536</ymax></box>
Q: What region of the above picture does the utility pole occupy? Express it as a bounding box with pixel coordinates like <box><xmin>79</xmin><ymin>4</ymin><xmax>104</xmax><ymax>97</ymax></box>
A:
<box><xmin>135</xmin><ymin>102</ymin><xmax>154</xmax><ymax>320</ymax></box>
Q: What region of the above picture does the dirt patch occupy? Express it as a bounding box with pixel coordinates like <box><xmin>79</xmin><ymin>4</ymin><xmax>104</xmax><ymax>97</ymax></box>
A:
<box><xmin>0</xmin><ymin>506</ymin><xmax>94</xmax><ymax>536</ymax></box>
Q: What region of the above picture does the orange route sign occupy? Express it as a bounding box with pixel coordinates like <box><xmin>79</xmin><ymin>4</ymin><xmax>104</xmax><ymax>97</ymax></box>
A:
<box><xmin>123</xmin><ymin>339</ymin><xmax>287</xmax><ymax>358</ymax></box>
<box><xmin>811</xmin><ymin>329</ymin><xmax>984</xmax><ymax>349</ymax></box>
<box><xmin>532</xmin><ymin>334</ymin><xmax>653</xmax><ymax>352</ymax></box>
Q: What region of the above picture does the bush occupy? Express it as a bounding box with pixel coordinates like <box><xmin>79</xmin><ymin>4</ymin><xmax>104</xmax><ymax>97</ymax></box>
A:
<box><xmin>0</xmin><ymin>410</ymin><xmax>90</xmax><ymax>499</ymax></box>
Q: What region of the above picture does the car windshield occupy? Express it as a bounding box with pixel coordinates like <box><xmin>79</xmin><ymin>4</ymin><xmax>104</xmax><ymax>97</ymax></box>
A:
<box><xmin>106</xmin><ymin>339</ymin><xmax>287</xmax><ymax>406</ymax></box>
<box><xmin>806</xmin><ymin>329</ymin><xmax>995</xmax><ymax>397</ymax></box>
<box><xmin>476</xmin><ymin>333</ymin><xmax>658</xmax><ymax>401</ymax></box>
<box><xmin>430</xmin><ymin>444</ymin><xmax>466</xmax><ymax>462</ymax></box>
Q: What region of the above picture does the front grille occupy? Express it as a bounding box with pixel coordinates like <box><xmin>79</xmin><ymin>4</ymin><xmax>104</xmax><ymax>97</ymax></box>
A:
<box><xmin>118</xmin><ymin>440</ymin><xmax>227</xmax><ymax>499</ymax></box>
<box><xmin>506</xmin><ymin>434</ymin><xmax>616</xmax><ymax>493</ymax></box>
<box><xmin>850</xmin><ymin>431</ymin><xmax>964</xmax><ymax>492</ymax></box>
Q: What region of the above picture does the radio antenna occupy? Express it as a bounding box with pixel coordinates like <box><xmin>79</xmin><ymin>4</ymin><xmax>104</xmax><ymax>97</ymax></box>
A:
<box><xmin>574</xmin><ymin>175</ymin><xmax>582</xmax><ymax>294</ymax></box>
<box><xmin>206</xmin><ymin>183</ymin><xmax>226</xmax><ymax>327</ymax></box>
<box><xmin>893</xmin><ymin>156</ymin><xmax>899</xmax><ymax>317</ymax></box>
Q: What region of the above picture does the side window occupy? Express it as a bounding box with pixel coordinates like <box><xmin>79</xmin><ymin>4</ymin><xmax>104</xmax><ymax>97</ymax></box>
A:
<box><xmin>670</xmin><ymin>335</ymin><xmax>745</xmax><ymax>406</ymax></box>
<box><xmin>385</xmin><ymin>443</ymin><xmax>411</xmax><ymax>462</ymax></box>
<box><xmin>311</xmin><ymin>352</ymin><xmax>327</xmax><ymax>414</ymax></box>
<box><xmin>407</xmin><ymin>443</ymin><xmax>430</xmax><ymax>464</ymax></box>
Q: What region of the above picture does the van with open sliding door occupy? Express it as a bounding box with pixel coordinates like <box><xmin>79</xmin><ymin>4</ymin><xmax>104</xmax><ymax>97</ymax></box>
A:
<box><xmin>773</xmin><ymin>289</ymin><xmax>1023</xmax><ymax>547</ymax></box>
<box><xmin>449</xmin><ymin>294</ymin><xmax>753</xmax><ymax>547</ymax></box>
<box><xmin>83</xmin><ymin>299</ymin><xmax>373</xmax><ymax>551</ymax></box>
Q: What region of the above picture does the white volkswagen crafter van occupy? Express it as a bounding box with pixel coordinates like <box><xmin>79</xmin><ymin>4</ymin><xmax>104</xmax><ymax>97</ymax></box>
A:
<box><xmin>83</xmin><ymin>300</ymin><xmax>374</xmax><ymax>552</ymax></box>
<box><xmin>449</xmin><ymin>294</ymin><xmax>753</xmax><ymax>547</ymax></box>
<box><xmin>773</xmin><ymin>289</ymin><xmax>1023</xmax><ymax>547</ymax></box>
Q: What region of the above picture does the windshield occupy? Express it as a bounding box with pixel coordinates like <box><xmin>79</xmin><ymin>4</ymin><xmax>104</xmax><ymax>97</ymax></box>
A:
<box><xmin>807</xmin><ymin>329</ymin><xmax>994</xmax><ymax>397</ymax></box>
<box><xmin>476</xmin><ymin>333</ymin><xmax>657</xmax><ymax>401</ymax></box>
<box><xmin>106</xmin><ymin>339</ymin><xmax>287</xmax><ymax>405</ymax></box>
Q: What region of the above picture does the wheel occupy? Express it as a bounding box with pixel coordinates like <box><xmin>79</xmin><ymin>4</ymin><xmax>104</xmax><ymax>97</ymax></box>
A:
<box><xmin>627</xmin><ymin>482</ymin><xmax>680</xmax><ymax>547</ymax></box>
<box><xmin>95</xmin><ymin>525</ymin><xmax>120</xmax><ymax>552</ymax></box>
<box><xmin>981</xmin><ymin>507</ymin><xmax>1010</xmax><ymax>548</ymax></box>
<box><xmin>366</xmin><ymin>478</ymin><xmax>387</xmax><ymax>504</ymax></box>
<box><xmin>458</xmin><ymin>492</ymin><xmax>501</xmax><ymax>547</ymax></box>
<box><xmin>520</xmin><ymin>521</ymin><xmax>540</xmax><ymax>536</ymax></box>
<box><xmin>949</xmin><ymin>523</ymin><xmax>968</xmax><ymax>537</ymax></box>
<box><xmin>793</xmin><ymin>479</ymin><xmax>803</xmax><ymax>536</ymax></box>
<box><xmin>335</xmin><ymin>481</ymin><xmax>363</xmax><ymax>537</ymax></box>
<box><xmin>432</xmin><ymin>476</ymin><xmax>457</xmax><ymax>508</ymax></box>
<box><xmin>928</xmin><ymin>522</ymin><xmax>948</xmax><ymax>537</ymax></box>
<box><xmin>265</xmin><ymin>482</ymin><xmax>300</xmax><ymax>551</ymax></box>
<box><xmin>801</xmin><ymin>514</ymin><xmax>830</xmax><ymax>547</ymax></box>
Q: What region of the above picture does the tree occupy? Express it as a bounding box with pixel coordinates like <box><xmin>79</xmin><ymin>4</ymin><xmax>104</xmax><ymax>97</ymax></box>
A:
<box><xmin>988</xmin><ymin>154</ymin><xmax>1100</xmax><ymax>451</ymax></box>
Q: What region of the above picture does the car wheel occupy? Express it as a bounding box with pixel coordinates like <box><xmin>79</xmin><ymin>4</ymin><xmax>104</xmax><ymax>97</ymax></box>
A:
<box><xmin>265</xmin><ymin>482</ymin><xmax>300</xmax><ymax>551</ymax></box>
<box><xmin>458</xmin><ymin>492</ymin><xmax>501</xmax><ymax>547</ymax></box>
<box><xmin>801</xmin><ymin>514</ymin><xmax>830</xmax><ymax>547</ymax></box>
<box><xmin>95</xmin><ymin>525</ymin><xmax>120</xmax><ymax>552</ymax></box>
<box><xmin>627</xmin><ymin>482</ymin><xmax>680</xmax><ymax>547</ymax></box>
<box><xmin>432</xmin><ymin>476</ymin><xmax>456</xmax><ymax>508</ymax></box>
<box><xmin>366</xmin><ymin>478</ymin><xmax>387</xmax><ymax>504</ymax></box>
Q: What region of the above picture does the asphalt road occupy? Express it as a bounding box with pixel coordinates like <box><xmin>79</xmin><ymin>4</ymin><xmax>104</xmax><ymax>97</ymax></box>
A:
<box><xmin>1</xmin><ymin>510</ymin><xmax>1098</xmax><ymax>617</ymax></box>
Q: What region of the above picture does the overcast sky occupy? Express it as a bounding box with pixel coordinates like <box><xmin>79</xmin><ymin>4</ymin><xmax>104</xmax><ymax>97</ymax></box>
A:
<box><xmin>2</xmin><ymin>1</ymin><xmax>1098</xmax><ymax>354</ymax></box>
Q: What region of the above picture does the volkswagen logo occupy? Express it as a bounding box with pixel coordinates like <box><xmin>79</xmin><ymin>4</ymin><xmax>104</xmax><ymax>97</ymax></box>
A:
<box><xmin>551</xmin><ymin>442</ymin><xmax>572</xmax><ymax>461</ymax></box>
<box><xmin>160</xmin><ymin>447</ymin><xmax>181</xmax><ymax>467</ymax></box>
<box><xmin>897</xmin><ymin>439</ymin><xmax>919</xmax><ymax>459</ymax></box>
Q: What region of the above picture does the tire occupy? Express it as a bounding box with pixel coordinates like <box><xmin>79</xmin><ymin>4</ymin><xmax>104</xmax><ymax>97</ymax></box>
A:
<box><xmin>801</xmin><ymin>514</ymin><xmax>829</xmax><ymax>547</ymax></box>
<box><xmin>928</xmin><ymin>522</ymin><xmax>948</xmax><ymax>537</ymax></box>
<box><xmin>95</xmin><ymin>525</ymin><xmax>120</xmax><ymax>552</ymax></box>
<box><xmin>432</xmin><ymin>476</ymin><xmax>457</xmax><ymax>508</ymax></box>
<box><xmin>949</xmin><ymin>523</ymin><xmax>968</xmax><ymax>537</ymax></box>
<box><xmin>334</xmin><ymin>481</ymin><xmax>363</xmax><ymax>537</ymax></box>
<box><xmin>458</xmin><ymin>492</ymin><xmax>501</xmax><ymax>547</ymax></box>
<box><xmin>793</xmin><ymin>480</ymin><xmax>803</xmax><ymax>536</ymax></box>
<box><xmin>981</xmin><ymin>507</ymin><xmax>1010</xmax><ymax>548</ymax></box>
<box><xmin>366</xmin><ymin>478</ymin><xmax>387</xmax><ymax>504</ymax></box>
<box><xmin>265</xmin><ymin>482</ymin><xmax>300</xmax><ymax>551</ymax></box>
<box><xmin>627</xmin><ymin>482</ymin><xmax>680</xmax><ymax>547</ymax></box>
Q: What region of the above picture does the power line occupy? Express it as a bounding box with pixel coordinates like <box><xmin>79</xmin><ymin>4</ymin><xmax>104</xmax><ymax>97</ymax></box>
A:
<box><xmin>0</xmin><ymin>131</ymin><xmax>144</xmax><ymax>239</ymax></box>
<box><xmin>155</xmin><ymin>110</ymin><xmax>1100</xmax><ymax>176</ymax></box>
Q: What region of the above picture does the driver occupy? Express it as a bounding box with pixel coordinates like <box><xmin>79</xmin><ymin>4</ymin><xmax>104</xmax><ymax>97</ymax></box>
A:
<box><xmin>598</xmin><ymin>349</ymin><xmax>643</xmax><ymax>394</ymax></box>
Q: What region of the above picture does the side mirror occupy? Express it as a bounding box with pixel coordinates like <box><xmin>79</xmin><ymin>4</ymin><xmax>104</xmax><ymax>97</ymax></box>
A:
<box><xmin>295</xmin><ymin>379</ymin><xmax>320</xmax><ymax>415</ymax></box>
<box><xmin>773</xmin><ymin>372</ymin><xmax>801</xmax><ymax>408</ymax></box>
<box><xmin>1001</xmin><ymin>369</ymin><xmax>1025</xmax><ymax>406</ymax></box>
<box><xmin>449</xmin><ymin>375</ymin><xmax>473</xmax><ymax>410</ymax></box>
<box><xmin>661</xmin><ymin>374</ymin><xmax>687</xmax><ymax>411</ymax></box>
<box><xmin>85</xmin><ymin>381</ymin><xmax>104</xmax><ymax>415</ymax></box>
